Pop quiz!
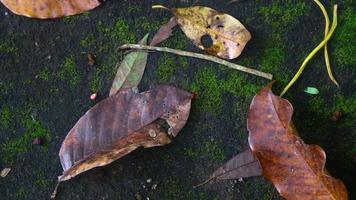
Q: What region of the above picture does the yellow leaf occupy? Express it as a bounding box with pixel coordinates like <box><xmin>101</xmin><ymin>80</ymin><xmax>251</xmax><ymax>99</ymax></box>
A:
<box><xmin>156</xmin><ymin>6</ymin><xmax>251</xmax><ymax>59</ymax></box>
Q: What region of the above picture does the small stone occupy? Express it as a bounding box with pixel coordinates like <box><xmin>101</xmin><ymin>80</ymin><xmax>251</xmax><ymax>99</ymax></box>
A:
<box><xmin>148</xmin><ymin>129</ymin><xmax>156</xmax><ymax>138</ymax></box>
<box><xmin>1</xmin><ymin>168</ymin><xmax>11</xmax><ymax>178</ymax></box>
<box><xmin>135</xmin><ymin>193</ymin><xmax>142</xmax><ymax>200</ymax></box>
<box><xmin>238</xmin><ymin>178</ymin><xmax>243</xmax><ymax>182</ymax></box>
<box><xmin>90</xmin><ymin>93</ymin><xmax>97</xmax><ymax>100</ymax></box>
<box><xmin>4</xmin><ymin>12</ymin><xmax>8</xmax><ymax>16</ymax></box>
<box><xmin>151</xmin><ymin>184</ymin><xmax>157</xmax><ymax>190</ymax></box>
<box><xmin>33</xmin><ymin>137</ymin><xmax>44</xmax><ymax>145</ymax></box>
<box><xmin>146</xmin><ymin>178</ymin><xmax>152</xmax><ymax>183</ymax></box>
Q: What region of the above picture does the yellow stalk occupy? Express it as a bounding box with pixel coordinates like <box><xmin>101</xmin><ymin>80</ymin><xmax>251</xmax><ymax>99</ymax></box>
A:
<box><xmin>280</xmin><ymin>5</ymin><xmax>338</xmax><ymax>97</ymax></box>
<box><xmin>313</xmin><ymin>0</ymin><xmax>339</xmax><ymax>87</ymax></box>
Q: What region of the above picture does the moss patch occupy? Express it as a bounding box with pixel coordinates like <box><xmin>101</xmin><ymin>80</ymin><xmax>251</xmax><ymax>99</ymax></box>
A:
<box><xmin>333</xmin><ymin>8</ymin><xmax>356</xmax><ymax>68</ymax></box>
<box><xmin>190</xmin><ymin>67</ymin><xmax>260</xmax><ymax>113</ymax></box>
<box><xmin>58</xmin><ymin>56</ymin><xmax>81</xmax><ymax>87</ymax></box>
<box><xmin>157</xmin><ymin>54</ymin><xmax>176</xmax><ymax>83</ymax></box>
<box><xmin>1</xmin><ymin>117</ymin><xmax>51</xmax><ymax>164</ymax></box>
<box><xmin>259</xmin><ymin>0</ymin><xmax>310</xmax><ymax>30</ymax></box>
<box><xmin>98</xmin><ymin>18</ymin><xmax>136</xmax><ymax>44</ymax></box>
<box><xmin>0</xmin><ymin>105</ymin><xmax>12</xmax><ymax>130</ymax></box>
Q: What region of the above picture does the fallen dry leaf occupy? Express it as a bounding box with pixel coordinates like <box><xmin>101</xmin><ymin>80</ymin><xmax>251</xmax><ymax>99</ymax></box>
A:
<box><xmin>154</xmin><ymin>5</ymin><xmax>251</xmax><ymax>59</ymax></box>
<box><xmin>1</xmin><ymin>168</ymin><xmax>11</xmax><ymax>178</ymax></box>
<box><xmin>87</xmin><ymin>53</ymin><xmax>95</xmax><ymax>66</ymax></box>
<box><xmin>209</xmin><ymin>149</ymin><xmax>262</xmax><ymax>181</ymax></box>
<box><xmin>0</xmin><ymin>0</ymin><xmax>100</xmax><ymax>19</ymax></box>
<box><xmin>150</xmin><ymin>17</ymin><xmax>178</xmax><ymax>46</ymax></box>
<box><xmin>247</xmin><ymin>84</ymin><xmax>348</xmax><ymax>200</ymax></box>
<box><xmin>109</xmin><ymin>34</ymin><xmax>149</xmax><ymax>96</ymax></box>
<box><xmin>58</xmin><ymin>85</ymin><xmax>192</xmax><ymax>182</ymax></box>
<box><xmin>196</xmin><ymin>148</ymin><xmax>262</xmax><ymax>187</ymax></box>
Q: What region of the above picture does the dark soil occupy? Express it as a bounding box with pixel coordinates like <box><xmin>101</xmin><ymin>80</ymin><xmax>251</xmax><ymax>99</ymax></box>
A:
<box><xmin>0</xmin><ymin>0</ymin><xmax>355</xmax><ymax>199</ymax></box>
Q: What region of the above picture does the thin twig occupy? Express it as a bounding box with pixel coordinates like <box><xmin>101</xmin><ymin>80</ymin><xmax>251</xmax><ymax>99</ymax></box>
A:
<box><xmin>118</xmin><ymin>44</ymin><xmax>273</xmax><ymax>80</ymax></box>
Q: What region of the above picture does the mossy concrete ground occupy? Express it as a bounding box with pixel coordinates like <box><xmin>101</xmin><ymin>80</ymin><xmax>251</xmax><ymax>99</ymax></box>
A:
<box><xmin>0</xmin><ymin>0</ymin><xmax>355</xmax><ymax>199</ymax></box>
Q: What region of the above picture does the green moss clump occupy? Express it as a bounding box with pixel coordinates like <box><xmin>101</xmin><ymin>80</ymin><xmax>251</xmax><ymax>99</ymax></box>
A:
<box><xmin>0</xmin><ymin>105</ymin><xmax>12</xmax><ymax>129</ymax></box>
<box><xmin>333</xmin><ymin>8</ymin><xmax>356</xmax><ymax>68</ymax></box>
<box><xmin>259</xmin><ymin>0</ymin><xmax>309</xmax><ymax>30</ymax></box>
<box><xmin>98</xmin><ymin>19</ymin><xmax>136</xmax><ymax>44</ymax></box>
<box><xmin>201</xmin><ymin>140</ymin><xmax>226</xmax><ymax>162</ymax></box>
<box><xmin>2</xmin><ymin>118</ymin><xmax>51</xmax><ymax>164</ymax></box>
<box><xmin>80</xmin><ymin>34</ymin><xmax>95</xmax><ymax>48</ymax></box>
<box><xmin>38</xmin><ymin>68</ymin><xmax>51</xmax><ymax>82</ymax></box>
<box><xmin>190</xmin><ymin>67</ymin><xmax>260</xmax><ymax>113</ymax></box>
<box><xmin>0</xmin><ymin>40</ymin><xmax>18</xmax><ymax>55</ymax></box>
<box><xmin>58</xmin><ymin>56</ymin><xmax>81</xmax><ymax>87</ymax></box>
<box><xmin>157</xmin><ymin>54</ymin><xmax>176</xmax><ymax>83</ymax></box>
<box><xmin>259</xmin><ymin>35</ymin><xmax>289</xmax><ymax>85</ymax></box>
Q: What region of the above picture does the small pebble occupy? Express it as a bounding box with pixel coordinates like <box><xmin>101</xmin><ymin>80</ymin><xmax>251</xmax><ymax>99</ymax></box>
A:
<box><xmin>238</xmin><ymin>178</ymin><xmax>243</xmax><ymax>182</ymax></box>
<box><xmin>33</xmin><ymin>137</ymin><xmax>44</xmax><ymax>145</ymax></box>
<box><xmin>146</xmin><ymin>178</ymin><xmax>152</xmax><ymax>183</ymax></box>
<box><xmin>90</xmin><ymin>93</ymin><xmax>97</xmax><ymax>100</ymax></box>
<box><xmin>151</xmin><ymin>184</ymin><xmax>157</xmax><ymax>190</ymax></box>
<box><xmin>1</xmin><ymin>168</ymin><xmax>11</xmax><ymax>178</ymax></box>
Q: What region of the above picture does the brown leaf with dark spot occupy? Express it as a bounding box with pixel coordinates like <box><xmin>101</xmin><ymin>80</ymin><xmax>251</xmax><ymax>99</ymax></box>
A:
<box><xmin>155</xmin><ymin>6</ymin><xmax>251</xmax><ymax>59</ymax></box>
<box><xmin>150</xmin><ymin>17</ymin><xmax>178</xmax><ymax>46</ymax></box>
<box><xmin>0</xmin><ymin>0</ymin><xmax>100</xmax><ymax>19</ymax></box>
<box><xmin>58</xmin><ymin>85</ymin><xmax>192</xmax><ymax>182</ymax></box>
<box><xmin>248</xmin><ymin>84</ymin><xmax>348</xmax><ymax>200</ymax></box>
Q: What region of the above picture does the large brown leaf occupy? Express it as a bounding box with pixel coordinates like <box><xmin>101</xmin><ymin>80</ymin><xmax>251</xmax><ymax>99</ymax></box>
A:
<box><xmin>58</xmin><ymin>85</ymin><xmax>192</xmax><ymax>182</ymax></box>
<box><xmin>247</xmin><ymin>84</ymin><xmax>348</xmax><ymax>200</ymax></box>
<box><xmin>0</xmin><ymin>0</ymin><xmax>100</xmax><ymax>19</ymax></box>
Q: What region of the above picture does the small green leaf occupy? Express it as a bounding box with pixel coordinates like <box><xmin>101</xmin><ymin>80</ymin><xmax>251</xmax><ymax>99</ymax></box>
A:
<box><xmin>109</xmin><ymin>33</ymin><xmax>149</xmax><ymax>96</ymax></box>
<box><xmin>304</xmin><ymin>87</ymin><xmax>319</xmax><ymax>95</ymax></box>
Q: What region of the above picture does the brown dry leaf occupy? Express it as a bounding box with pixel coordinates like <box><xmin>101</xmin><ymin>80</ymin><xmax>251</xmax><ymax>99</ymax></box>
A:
<box><xmin>209</xmin><ymin>149</ymin><xmax>262</xmax><ymax>181</ymax></box>
<box><xmin>1</xmin><ymin>168</ymin><xmax>11</xmax><ymax>178</ymax></box>
<box><xmin>150</xmin><ymin>17</ymin><xmax>178</xmax><ymax>46</ymax></box>
<box><xmin>0</xmin><ymin>0</ymin><xmax>100</xmax><ymax>19</ymax></box>
<box><xmin>58</xmin><ymin>85</ymin><xmax>192</xmax><ymax>182</ymax></box>
<box><xmin>155</xmin><ymin>6</ymin><xmax>251</xmax><ymax>59</ymax></box>
<box><xmin>87</xmin><ymin>53</ymin><xmax>95</xmax><ymax>66</ymax></box>
<box><xmin>247</xmin><ymin>84</ymin><xmax>348</xmax><ymax>200</ymax></box>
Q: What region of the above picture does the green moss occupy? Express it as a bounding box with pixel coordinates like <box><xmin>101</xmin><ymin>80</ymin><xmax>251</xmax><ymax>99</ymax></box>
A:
<box><xmin>201</xmin><ymin>140</ymin><xmax>226</xmax><ymax>162</ymax></box>
<box><xmin>2</xmin><ymin>118</ymin><xmax>51</xmax><ymax>164</ymax></box>
<box><xmin>184</xmin><ymin>147</ymin><xmax>199</xmax><ymax>160</ymax></box>
<box><xmin>157</xmin><ymin>54</ymin><xmax>176</xmax><ymax>83</ymax></box>
<box><xmin>58</xmin><ymin>56</ymin><xmax>81</xmax><ymax>87</ymax></box>
<box><xmin>0</xmin><ymin>40</ymin><xmax>18</xmax><ymax>55</ymax></box>
<box><xmin>333</xmin><ymin>8</ymin><xmax>356</xmax><ymax>68</ymax></box>
<box><xmin>259</xmin><ymin>0</ymin><xmax>309</xmax><ymax>30</ymax></box>
<box><xmin>190</xmin><ymin>67</ymin><xmax>260</xmax><ymax>113</ymax></box>
<box><xmin>80</xmin><ymin>34</ymin><xmax>95</xmax><ymax>48</ymax></box>
<box><xmin>90</xmin><ymin>68</ymin><xmax>105</xmax><ymax>92</ymax></box>
<box><xmin>15</xmin><ymin>188</ymin><xmax>27</xmax><ymax>199</ymax></box>
<box><xmin>259</xmin><ymin>35</ymin><xmax>290</xmax><ymax>86</ymax></box>
<box><xmin>34</xmin><ymin>171</ymin><xmax>50</xmax><ymax>187</ymax></box>
<box><xmin>98</xmin><ymin>19</ymin><xmax>136</xmax><ymax>44</ymax></box>
<box><xmin>161</xmin><ymin>179</ymin><xmax>194</xmax><ymax>200</ymax></box>
<box><xmin>134</xmin><ymin>16</ymin><xmax>164</xmax><ymax>32</ymax></box>
<box><xmin>38</xmin><ymin>68</ymin><xmax>51</xmax><ymax>82</ymax></box>
<box><xmin>0</xmin><ymin>105</ymin><xmax>12</xmax><ymax>129</ymax></box>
